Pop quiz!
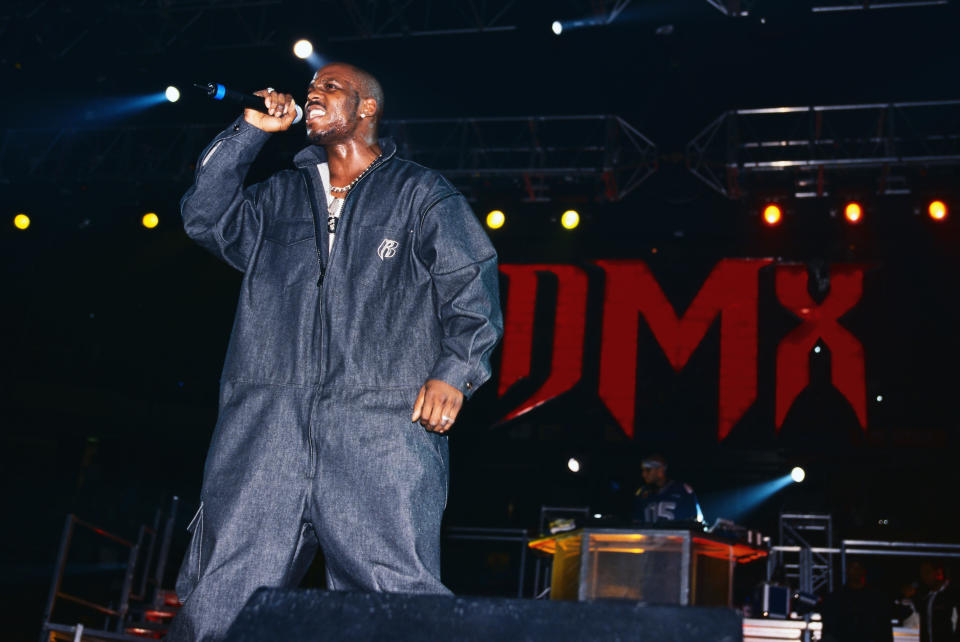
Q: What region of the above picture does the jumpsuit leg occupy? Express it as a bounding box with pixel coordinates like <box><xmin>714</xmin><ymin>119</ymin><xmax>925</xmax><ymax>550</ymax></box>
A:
<box><xmin>166</xmin><ymin>383</ymin><xmax>321</xmax><ymax>642</ymax></box>
<box><xmin>164</xmin><ymin>485</ymin><xmax>319</xmax><ymax>642</ymax></box>
<box><xmin>311</xmin><ymin>390</ymin><xmax>452</xmax><ymax>594</ymax></box>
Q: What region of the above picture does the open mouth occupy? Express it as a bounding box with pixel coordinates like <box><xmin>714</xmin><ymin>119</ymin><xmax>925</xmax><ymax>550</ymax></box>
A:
<box><xmin>306</xmin><ymin>105</ymin><xmax>327</xmax><ymax>122</ymax></box>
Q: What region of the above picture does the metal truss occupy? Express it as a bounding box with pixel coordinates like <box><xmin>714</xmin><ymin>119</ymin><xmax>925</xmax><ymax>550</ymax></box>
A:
<box><xmin>0</xmin><ymin>0</ymin><xmax>647</xmax><ymax>61</ymax></box>
<box><xmin>811</xmin><ymin>0</ymin><xmax>948</xmax><ymax>12</ymax></box>
<box><xmin>0</xmin><ymin>115</ymin><xmax>657</xmax><ymax>202</ymax></box>
<box><xmin>686</xmin><ymin>99</ymin><xmax>960</xmax><ymax>198</ymax></box>
<box><xmin>0</xmin><ymin>0</ymin><xmax>281</xmax><ymax>61</ymax></box>
<box><xmin>0</xmin><ymin>124</ymin><xmax>219</xmax><ymax>187</ymax></box>
<box><xmin>322</xmin><ymin>0</ymin><xmax>519</xmax><ymax>41</ymax></box>
<box><xmin>707</xmin><ymin>0</ymin><xmax>947</xmax><ymax>16</ymax></box>
<box><xmin>322</xmin><ymin>0</ymin><xmax>635</xmax><ymax>41</ymax></box>
<box><xmin>771</xmin><ymin>513</ymin><xmax>834</xmax><ymax>595</ymax></box>
<box><xmin>383</xmin><ymin>115</ymin><xmax>657</xmax><ymax>201</ymax></box>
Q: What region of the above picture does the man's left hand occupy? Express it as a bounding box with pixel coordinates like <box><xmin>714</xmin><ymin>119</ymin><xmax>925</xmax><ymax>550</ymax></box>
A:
<box><xmin>411</xmin><ymin>379</ymin><xmax>464</xmax><ymax>433</ymax></box>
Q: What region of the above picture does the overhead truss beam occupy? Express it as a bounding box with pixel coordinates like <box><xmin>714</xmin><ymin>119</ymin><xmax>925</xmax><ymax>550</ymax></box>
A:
<box><xmin>0</xmin><ymin>0</ymin><xmax>282</xmax><ymax>61</ymax></box>
<box><xmin>686</xmin><ymin>99</ymin><xmax>960</xmax><ymax>198</ymax></box>
<box><xmin>707</xmin><ymin>0</ymin><xmax>947</xmax><ymax>16</ymax></box>
<box><xmin>0</xmin><ymin>114</ymin><xmax>657</xmax><ymax>202</ymax></box>
<box><xmin>324</xmin><ymin>0</ymin><xmax>519</xmax><ymax>41</ymax></box>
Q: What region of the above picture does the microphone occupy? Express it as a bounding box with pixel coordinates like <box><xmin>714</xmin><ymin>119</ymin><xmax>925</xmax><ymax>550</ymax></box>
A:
<box><xmin>194</xmin><ymin>82</ymin><xmax>303</xmax><ymax>124</ymax></box>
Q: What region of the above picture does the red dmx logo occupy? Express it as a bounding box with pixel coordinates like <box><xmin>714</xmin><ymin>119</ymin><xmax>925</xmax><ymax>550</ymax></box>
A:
<box><xmin>497</xmin><ymin>260</ymin><xmax>867</xmax><ymax>441</ymax></box>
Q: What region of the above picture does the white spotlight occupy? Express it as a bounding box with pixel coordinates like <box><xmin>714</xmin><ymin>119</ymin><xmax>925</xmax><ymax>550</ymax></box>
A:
<box><xmin>567</xmin><ymin>457</ymin><xmax>581</xmax><ymax>473</ymax></box>
<box><xmin>551</xmin><ymin>20</ymin><xmax>563</xmax><ymax>35</ymax></box>
<box><xmin>876</xmin><ymin>394</ymin><xmax>884</xmax><ymax>403</ymax></box>
<box><xmin>165</xmin><ymin>86</ymin><xmax>181</xmax><ymax>103</ymax></box>
<box><xmin>293</xmin><ymin>39</ymin><xmax>314</xmax><ymax>59</ymax></box>
<box><xmin>791</xmin><ymin>467</ymin><xmax>806</xmax><ymax>483</ymax></box>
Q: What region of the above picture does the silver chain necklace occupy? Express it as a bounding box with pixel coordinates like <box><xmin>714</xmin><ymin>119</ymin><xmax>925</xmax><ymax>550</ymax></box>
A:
<box><xmin>327</xmin><ymin>153</ymin><xmax>382</xmax><ymax>233</ymax></box>
<box><xmin>329</xmin><ymin>152</ymin><xmax>382</xmax><ymax>194</ymax></box>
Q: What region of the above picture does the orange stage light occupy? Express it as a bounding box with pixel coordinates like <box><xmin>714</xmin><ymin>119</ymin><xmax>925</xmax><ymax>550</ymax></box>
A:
<box><xmin>928</xmin><ymin>200</ymin><xmax>948</xmax><ymax>221</ymax></box>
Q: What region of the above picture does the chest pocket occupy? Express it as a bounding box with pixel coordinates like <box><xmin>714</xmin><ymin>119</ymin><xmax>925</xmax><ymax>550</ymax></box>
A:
<box><xmin>345</xmin><ymin>224</ymin><xmax>416</xmax><ymax>291</ymax></box>
<box><xmin>255</xmin><ymin>219</ymin><xmax>317</xmax><ymax>290</ymax></box>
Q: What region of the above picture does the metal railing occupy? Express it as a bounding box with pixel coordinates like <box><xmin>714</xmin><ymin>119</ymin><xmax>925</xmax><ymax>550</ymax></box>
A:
<box><xmin>39</xmin><ymin>497</ymin><xmax>179</xmax><ymax>642</ymax></box>
<box><xmin>443</xmin><ymin>527</ymin><xmax>531</xmax><ymax>599</ymax></box>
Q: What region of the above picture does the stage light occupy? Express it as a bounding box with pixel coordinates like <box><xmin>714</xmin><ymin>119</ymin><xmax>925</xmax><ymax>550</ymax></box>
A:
<box><xmin>552</xmin><ymin>20</ymin><xmax>563</xmax><ymax>35</ymax></box>
<box><xmin>928</xmin><ymin>200</ymin><xmax>948</xmax><ymax>221</ymax></box>
<box><xmin>876</xmin><ymin>394</ymin><xmax>884</xmax><ymax>403</ymax></box>
<box><xmin>561</xmin><ymin>209</ymin><xmax>580</xmax><ymax>230</ymax></box>
<box><xmin>142</xmin><ymin>212</ymin><xmax>159</xmax><ymax>229</ymax></box>
<box><xmin>486</xmin><ymin>210</ymin><xmax>505</xmax><ymax>230</ymax></box>
<box><xmin>165</xmin><ymin>86</ymin><xmax>180</xmax><ymax>103</ymax></box>
<box><xmin>762</xmin><ymin>204</ymin><xmax>782</xmax><ymax>226</ymax></box>
<box><xmin>13</xmin><ymin>213</ymin><xmax>30</xmax><ymax>230</ymax></box>
<box><xmin>844</xmin><ymin>202</ymin><xmax>862</xmax><ymax>224</ymax></box>
<box><xmin>293</xmin><ymin>39</ymin><xmax>314</xmax><ymax>59</ymax></box>
<box><xmin>814</xmin><ymin>345</ymin><xmax>822</xmax><ymax>354</ymax></box>
<box><xmin>567</xmin><ymin>457</ymin><xmax>581</xmax><ymax>473</ymax></box>
<box><xmin>791</xmin><ymin>467</ymin><xmax>806</xmax><ymax>483</ymax></box>
<box><xmin>295</xmin><ymin>42</ymin><xmax>327</xmax><ymax>70</ymax></box>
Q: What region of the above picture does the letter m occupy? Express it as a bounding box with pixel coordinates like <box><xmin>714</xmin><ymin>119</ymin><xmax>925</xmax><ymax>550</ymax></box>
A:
<box><xmin>595</xmin><ymin>259</ymin><xmax>771</xmax><ymax>440</ymax></box>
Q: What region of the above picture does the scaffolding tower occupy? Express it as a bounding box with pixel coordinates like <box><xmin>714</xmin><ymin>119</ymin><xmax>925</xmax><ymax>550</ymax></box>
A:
<box><xmin>770</xmin><ymin>513</ymin><xmax>834</xmax><ymax>595</ymax></box>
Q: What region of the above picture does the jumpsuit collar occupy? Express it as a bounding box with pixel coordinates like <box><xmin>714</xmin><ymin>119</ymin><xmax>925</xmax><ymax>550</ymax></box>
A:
<box><xmin>294</xmin><ymin>137</ymin><xmax>397</xmax><ymax>169</ymax></box>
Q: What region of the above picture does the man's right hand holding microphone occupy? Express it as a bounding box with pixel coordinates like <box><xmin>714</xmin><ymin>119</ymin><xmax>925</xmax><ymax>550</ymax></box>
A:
<box><xmin>245</xmin><ymin>88</ymin><xmax>298</xmax><ymax>132</ymax></box>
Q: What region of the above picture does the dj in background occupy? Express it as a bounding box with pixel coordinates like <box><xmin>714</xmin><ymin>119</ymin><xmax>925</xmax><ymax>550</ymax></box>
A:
<box><xmin>633</xmin><ymin>454</ymin><xmax>704</xmax><ymax>525</ymax></box>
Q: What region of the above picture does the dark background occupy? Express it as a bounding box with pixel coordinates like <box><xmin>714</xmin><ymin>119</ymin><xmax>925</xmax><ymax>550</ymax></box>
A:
<box><xmin>2</xmin><ymin>0</ymin><xmax>959</xmax><ymax>637</ymax></box>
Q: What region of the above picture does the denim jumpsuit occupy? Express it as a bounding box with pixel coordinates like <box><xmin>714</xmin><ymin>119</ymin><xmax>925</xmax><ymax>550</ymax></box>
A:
<box><xmin>164</xmin><ymin>117</ymin><xmax>503</xmax><ymax>642</ymax></box>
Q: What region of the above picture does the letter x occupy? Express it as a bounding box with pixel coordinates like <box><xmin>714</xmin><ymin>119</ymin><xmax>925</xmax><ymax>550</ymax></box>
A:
<box><xmin>775</xmin><ymin>264</ymin><xmax>867</xmax><ymax>430</ymax></box>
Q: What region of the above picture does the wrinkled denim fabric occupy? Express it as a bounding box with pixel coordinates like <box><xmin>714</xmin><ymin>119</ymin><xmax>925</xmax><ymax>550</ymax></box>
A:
<box><xmin>164</xmin><ymin>118</ymin><xmax>502</xmax><ymax>642</ymax></box>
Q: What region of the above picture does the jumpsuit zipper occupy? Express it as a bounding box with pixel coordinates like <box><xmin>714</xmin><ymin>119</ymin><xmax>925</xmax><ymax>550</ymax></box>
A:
<box><xmin>314</xmin><ymin>152</ymin><xmax>389</xmax><ymax>384</ymax></box>
<box><xmin>301</xmin><ymin>153</ymin><xmax>391</xmax><ymax>477</ymax></box>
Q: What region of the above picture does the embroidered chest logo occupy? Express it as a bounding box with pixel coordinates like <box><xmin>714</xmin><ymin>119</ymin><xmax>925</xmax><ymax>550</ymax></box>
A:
<box><xmin>377</xmin><ymin>239</ymin><xmax>399</xmax><ymax>261</ymax></box>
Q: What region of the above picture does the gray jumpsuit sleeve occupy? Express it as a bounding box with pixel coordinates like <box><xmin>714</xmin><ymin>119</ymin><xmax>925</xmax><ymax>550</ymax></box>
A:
<box><xmin>180</xmin><ymin>117</ymin><xmax>274</xmax><ymax>271</ymax></box>
<box><xmin>417</xmin><ymin>191</ymin><xmax>504</xmax><ymax>398</ymax></box>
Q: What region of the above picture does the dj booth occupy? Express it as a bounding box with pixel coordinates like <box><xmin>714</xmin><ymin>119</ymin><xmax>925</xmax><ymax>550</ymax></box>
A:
<box><xmin>528</xmin><ymin>528</ymin><xmax>767</xmax><ymax>606</ymax></box>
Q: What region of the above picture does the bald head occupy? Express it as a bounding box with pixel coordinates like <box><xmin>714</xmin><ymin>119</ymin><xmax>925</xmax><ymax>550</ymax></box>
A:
<box><xmin>344</xmin><ymin>64</ymin><xmax>384</xmax><ymax>123</ymax></box>
<box><xmin>305</xmin><ymin>63</ymin><xmax>384</xmax><ymax>145</ymax></box>
<box><xmin>321</xmin><ymin>63</ymin><xmax>383</xmax><ymax>123</ymax></box>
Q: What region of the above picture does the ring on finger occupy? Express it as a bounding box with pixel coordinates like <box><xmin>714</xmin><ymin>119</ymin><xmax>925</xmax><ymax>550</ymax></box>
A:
<box><xmin>441</xmin><ymin>415</ymin><xmax>451</xmax><ymax>424</ymax></box>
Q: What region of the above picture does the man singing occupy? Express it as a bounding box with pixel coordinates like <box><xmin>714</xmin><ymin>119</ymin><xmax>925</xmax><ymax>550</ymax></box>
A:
<box><xmin>166</xmin><ymin>63</ymin><xmax>503</xmax><ymax>641</ymax></box>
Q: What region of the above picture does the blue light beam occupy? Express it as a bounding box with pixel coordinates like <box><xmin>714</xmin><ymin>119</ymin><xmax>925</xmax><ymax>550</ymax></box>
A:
<box><xmin>699</xmin><ymin>474</ymin><xmax>796</xmax><ymax>523</ymax></box>
<box><xmin>553</xmin><ymin>1</ymin><xmax>692</xmax><ymax>35</ymax></box>
<box><xmin>305</xmin><ymin>52</ymin><xmax>330</xmax><ymax>71</ymax></box>
<box><xmin>79</xmin><ymin>92</ymin><xmax>171</xmax><ymax>123</ymax></box>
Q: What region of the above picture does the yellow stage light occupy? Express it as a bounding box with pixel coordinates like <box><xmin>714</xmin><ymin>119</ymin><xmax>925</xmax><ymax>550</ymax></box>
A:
<box><xmin>486</xmin><ymin>210</ymin><xmax>505</xmax><ymax>230</ymax></box>
<box><xmin>14</xmin><ymin>213</ymin><xmax>30</xmax><ymax>230</ymax></box>
<box><xmin>142</xmin><ymin>212</ymin><xmax>159</xmax><ymax>229</ymax></box>
<box><xmin>844</xmin><ymin>202</ymin><xmax>862</xmax><ymax>224</ymax></box>
<box><xmin>763</xmin><ymin>204</ymin><xmax>782</xmax><ymax>226</ymax></box>
<box><xmin>561</xmin><ymin>209</ymin><xmax>580</xmax><ymax>230</ymax></box>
